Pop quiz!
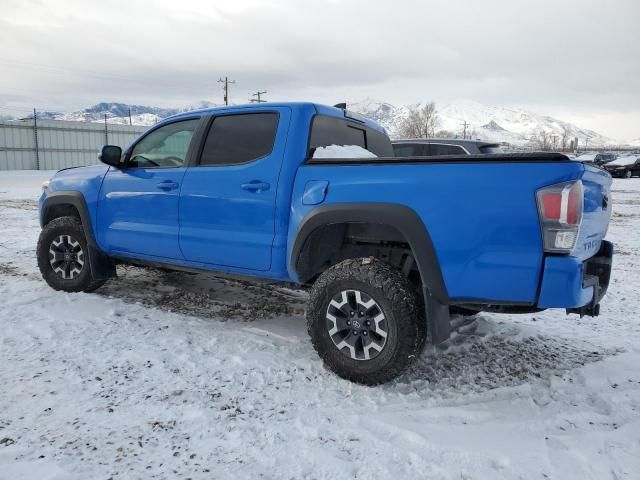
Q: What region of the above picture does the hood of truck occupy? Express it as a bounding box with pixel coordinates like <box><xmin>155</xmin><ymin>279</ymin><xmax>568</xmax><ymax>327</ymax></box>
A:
<box><xmin>47</xmin><ymin>164</ymin><xmax>110</xmax><ymax>193</ymax></box>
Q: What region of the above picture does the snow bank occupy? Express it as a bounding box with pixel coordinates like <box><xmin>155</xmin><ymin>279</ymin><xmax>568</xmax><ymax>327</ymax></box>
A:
<box><xmin>0</xmin><ymin>170</ymin><xmax>55</xmax><ymax>200</ymax></box>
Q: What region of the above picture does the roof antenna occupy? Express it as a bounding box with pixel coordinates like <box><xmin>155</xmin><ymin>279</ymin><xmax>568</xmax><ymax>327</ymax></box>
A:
<box><xmin>333</xmin><ymin>103</ymin><xmax>347</xmax><ymax>109</ymax></box>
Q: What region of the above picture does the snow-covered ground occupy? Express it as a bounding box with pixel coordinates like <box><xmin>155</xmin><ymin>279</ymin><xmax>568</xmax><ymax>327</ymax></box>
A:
<box><xmin>1</xmin><ymin>171</ymin><xmax>639</xmax><ymax>480</ymax></box>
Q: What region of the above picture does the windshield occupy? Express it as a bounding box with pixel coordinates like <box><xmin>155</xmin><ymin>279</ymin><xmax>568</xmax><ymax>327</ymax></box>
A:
<box><xmin>607</xmin><ymin>156</ymin><xmax>637</xmax><ymax>166</ymax></box>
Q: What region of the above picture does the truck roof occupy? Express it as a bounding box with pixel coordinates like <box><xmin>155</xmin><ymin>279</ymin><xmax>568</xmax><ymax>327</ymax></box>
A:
<box><xmin>165</xmin><ymin>102</ymin><xmax>387</xmax><ymax>134</ymax></box>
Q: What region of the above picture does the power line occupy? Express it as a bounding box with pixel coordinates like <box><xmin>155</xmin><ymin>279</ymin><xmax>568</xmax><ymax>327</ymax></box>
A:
<box><xmin>0</xmin><ymin>58</ymin><xmax>215</xmax><ymax>93</ymax></box>
<box><xmin>250</xmin><ymin>90</ymin><xmax>267</xmax><ymax>103</ymax></box>
<box><xmin>0</xmin><ymin>104</ymin><xmax>37</xmax><ymax>113</ymax></box>
<box><xmin>460</xmin><ymin>120</ymin><xmax>470</xmax><ymax>139</ymax></box>
<box><xmin>218</xmin><ymin>76</ymin><xmax>235</xmax><ymax>106</ymax></box>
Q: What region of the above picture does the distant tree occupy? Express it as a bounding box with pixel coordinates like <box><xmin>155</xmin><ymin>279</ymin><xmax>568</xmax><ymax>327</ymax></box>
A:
<box><xmin>434</xmin><ymin>129</ymin><xmax>455</xmax><ymax>138</ymax></box>
<box><xmin>560</xmin><ymin>125</ymin><xmax>570</xmax><ymax>152</ymax></box>
<box><xmin>398</xmin><ymin>102</ymin><xmax>439</xmax><ymax>138</ymax></box>
<box><xmin>529</xmin><ymin>130</ymin><xmax>551</xmax><ymax>150</ymax></box>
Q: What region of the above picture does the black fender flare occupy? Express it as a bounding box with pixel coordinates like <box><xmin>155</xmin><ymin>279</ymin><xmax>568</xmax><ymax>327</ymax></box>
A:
<box><xmin>40</xmin><ymin>191</ymin><xmax>116</xmax><ymax>280</ymax></box>
<box><xmin>290</xmin><ymin>203</ymin><xmax>451</xmax><ymax>344</ymax></box>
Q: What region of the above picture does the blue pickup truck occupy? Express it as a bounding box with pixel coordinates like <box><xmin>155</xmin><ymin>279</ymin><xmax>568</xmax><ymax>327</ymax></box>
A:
<box><xmin>38</xmin><ymin>102</ymin><xmax>614</xmax><ymax>384</ymax></box>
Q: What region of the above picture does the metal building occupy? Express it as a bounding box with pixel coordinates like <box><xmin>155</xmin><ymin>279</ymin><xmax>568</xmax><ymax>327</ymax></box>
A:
<box><xmin>0</xmin><ymin>119</ymin><xmax>147</xmax><ymax>171</ymax></box>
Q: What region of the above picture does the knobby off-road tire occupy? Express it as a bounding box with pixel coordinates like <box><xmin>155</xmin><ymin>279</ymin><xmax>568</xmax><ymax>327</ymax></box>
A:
<box><xmin>307</xmin><ymin>257</ymin><xmax>426</xmax><ymax>385</ymax></box>
<box><xmin>37</xmin><ymin>216</ymin><xmax>107</xmax><ymax>292</ymax></box>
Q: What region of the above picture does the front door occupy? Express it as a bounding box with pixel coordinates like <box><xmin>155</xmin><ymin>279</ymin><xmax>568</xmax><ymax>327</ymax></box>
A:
<box><xmin>97</xmin><ymin>118</ymin><xmax>200</xmax><ymax>259</ymax></box>
<box><xmin>179</xmin><ymin>108</ymin><xmax>291</xmax><ymax>270</ymax></box>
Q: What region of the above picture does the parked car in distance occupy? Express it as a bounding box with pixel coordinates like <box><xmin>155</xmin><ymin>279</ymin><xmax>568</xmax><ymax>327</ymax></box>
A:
<box><xmin>604</xmin><ymin>155</ymin><xmax>640</xmax><ymax>178</ymax></box>
<box><xmin>574</xmin><ymin>153</ymin><xmax>617</xmax><ymax>165</ymax></box>
<box><xmin>392</xmin><ymin>138</ymin><xmax>503</xmax><ymax>156</ymax></box>
<box><xmin>37</xmin><ymin>102</ymin><xmax>614</xmax><ymax>385</ymax></box>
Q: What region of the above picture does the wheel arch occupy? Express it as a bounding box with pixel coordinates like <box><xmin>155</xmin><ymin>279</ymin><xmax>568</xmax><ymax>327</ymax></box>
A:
<box><xmin>40</xmin><ymin>191</ymin><xmax>115</xmax><ymax>279</ymax></box>
<box><xmin>290</xmin><ymin>203</ymin><xmax>451</xmax><ymax>344</ymax></box>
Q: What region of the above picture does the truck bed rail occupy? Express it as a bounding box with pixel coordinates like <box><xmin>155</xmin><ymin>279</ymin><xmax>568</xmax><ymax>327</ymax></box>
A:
<box><xmin>306</xmin><ymin>152</ymin><xmax>572</xmax><ymax>165</ymax></box>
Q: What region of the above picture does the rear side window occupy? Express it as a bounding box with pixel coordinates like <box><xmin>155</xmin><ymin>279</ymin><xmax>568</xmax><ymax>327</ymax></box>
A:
<box><xmin>309</xmin><ymin>115</ymin><xmax>393</xmax><ymax>157</ymax></box>
<box><xmin>200</xmin><ymin>113</ymin><xmax>279</xmax><ymax>166</ymax></box>
<box><xmin>428</xmin><ymin>144</ymin><xmax>467</xmax><ymax>155</ymax></box>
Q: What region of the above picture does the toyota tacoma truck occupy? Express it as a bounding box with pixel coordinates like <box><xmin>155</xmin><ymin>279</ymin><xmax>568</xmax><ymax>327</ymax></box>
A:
<box><xmin>37</xmin><ymin>102</ymin><xmax>614</xmax><ymax>385</ymax></box>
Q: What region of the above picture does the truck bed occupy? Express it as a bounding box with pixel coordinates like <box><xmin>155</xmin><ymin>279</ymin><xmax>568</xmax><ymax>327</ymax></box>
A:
<box><xmin>291</xmin><ymin>152</ymin><xmax>612</xmax><ymax>305</ymax></box>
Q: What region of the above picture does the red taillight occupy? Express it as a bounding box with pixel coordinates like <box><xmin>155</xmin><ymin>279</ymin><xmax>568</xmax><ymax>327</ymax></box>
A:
<box><xmin>542</xmin><ymin>193</ymin><xmax>561</xmax><ymax>220</ymax></box>
<box><xmin>566</xmin><ymin>182</ymin><xmax>582</xmax><ymax>226</ymax></box>
<box><xmin>536</xmin><ymin>180</ymin><xmax>583</xmax><ymax>253</ymax></box>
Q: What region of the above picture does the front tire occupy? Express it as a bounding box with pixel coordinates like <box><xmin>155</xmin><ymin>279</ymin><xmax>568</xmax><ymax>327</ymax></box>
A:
<box><xmin>307</xmin><ymin>258</ymin><xmax>426</xmax><ymax>385</ymax></box>
<box><xmin>37</xmin><ymin>216</ymin><xmax>106</xmax><ymax>292</ymax></box>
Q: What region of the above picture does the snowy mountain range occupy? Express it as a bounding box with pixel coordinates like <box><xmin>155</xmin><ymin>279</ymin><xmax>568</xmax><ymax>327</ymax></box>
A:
<box><xmin>28</xmin><ymin>99</ymin><xmax>626</xmax><ymax>147</ymax></box>
<box><xmin>37</xmin><ymin>101</ymin><xmax>220</xmax><ymax>126</ymax></box>
<box><xmin>348</xmin><ymin>98</ymin><xmax>621</xmax><ymax>147</ymax></box>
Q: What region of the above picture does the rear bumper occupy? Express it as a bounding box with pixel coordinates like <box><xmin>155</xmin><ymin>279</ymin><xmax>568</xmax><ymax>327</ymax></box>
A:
<box><xmin>537</xmin><ymin>240</ymin><xmax>613</xmax><ymax>314</ymax></box>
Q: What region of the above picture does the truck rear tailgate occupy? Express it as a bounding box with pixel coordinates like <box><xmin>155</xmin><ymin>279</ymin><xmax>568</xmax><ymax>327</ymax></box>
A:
<box><xmin>574</xmin><ymin>164</ymin><xmax>613</xmax><ymax>261</ymax></box>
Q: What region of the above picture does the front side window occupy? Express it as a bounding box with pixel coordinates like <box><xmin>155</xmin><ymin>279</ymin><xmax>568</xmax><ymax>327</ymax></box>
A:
<box><xmin>200</xmin><ymin>113</ymin><xmax>279</xmax><ymax>166</ymax></box>
<box><xmin>129</xmin><ymin>119</ymin><xmax>199</xmax><ymax>168</ymax></box>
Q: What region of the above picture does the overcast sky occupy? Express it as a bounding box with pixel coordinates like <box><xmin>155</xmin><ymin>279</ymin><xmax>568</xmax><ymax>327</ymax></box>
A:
<box><xmin>1</xmin><ymin>0</ymin><xmax>638</xmax><ymax>140</ymax></box>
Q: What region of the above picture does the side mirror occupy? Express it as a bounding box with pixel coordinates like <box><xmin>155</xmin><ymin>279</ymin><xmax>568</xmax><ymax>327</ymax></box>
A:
<box><xmin>99</xmin><ymin>145</ymin><xmax>123</xmax><ymax>167</ymax></box>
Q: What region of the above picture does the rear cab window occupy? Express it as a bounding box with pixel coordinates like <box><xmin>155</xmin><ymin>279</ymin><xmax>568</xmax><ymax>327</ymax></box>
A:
<box><xmin>309</xmin><ymin>115</ymin><xmax>393</xmax><ymax>158</ymax></box>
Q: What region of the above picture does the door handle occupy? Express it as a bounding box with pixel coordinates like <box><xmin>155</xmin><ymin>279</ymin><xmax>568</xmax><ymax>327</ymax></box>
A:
<box><xmin>156</xmin><ymin>180</ymin><xmax>179</xmax><ymax>191</ymax></box>
<box><xmin>241</xmin><ymin>181</ymin><xmax>270</xmax><ymax>192</ymax></box>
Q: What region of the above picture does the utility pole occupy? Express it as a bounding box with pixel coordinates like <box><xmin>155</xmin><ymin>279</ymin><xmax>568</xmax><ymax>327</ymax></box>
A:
<box><xmin>128</xmin><ymin>107</ymin><xmax>132</xmax><ymax>126</ymax></box>
<box><xmin>33</xmin><ymin>108</ymin><xmax>40</xmax><ymax>170</ymax></box>
<box><xmin>460</xmin><ymin>121</ymin><xmax>470</xmax><ymax>140</ymax></box>
<box><xmin>250</xmin><ymin>90</ymin><xmax>267</xmax><ymax>103</ymax></box>
<box><xmin>551</xmin><ymin>134</ymin><xmax>558</xmax><ymax>150</ymax></box>
<box><xmin>218</xmin><ymin>76</ymin><xmax>236</xmax><ymax>105</ymax></box>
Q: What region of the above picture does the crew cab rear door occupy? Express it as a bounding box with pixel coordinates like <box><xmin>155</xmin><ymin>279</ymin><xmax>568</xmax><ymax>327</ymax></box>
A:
<box><xmin>179</xmin><ymin>107</ymin><xmax>291</xmax><ymax>270</ymax></box>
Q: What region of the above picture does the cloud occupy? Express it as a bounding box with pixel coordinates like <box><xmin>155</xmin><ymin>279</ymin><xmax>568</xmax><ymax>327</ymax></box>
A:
<box><xmin>0</xmin><ymin>0</ymin><xmax>638</xmax><ymax>139</ymax></box>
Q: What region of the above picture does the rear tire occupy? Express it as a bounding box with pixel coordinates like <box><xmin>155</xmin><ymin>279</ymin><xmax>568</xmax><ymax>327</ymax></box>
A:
<box><xmin>37</xmin><ymin>216</ymin><xmax>107</xmax><ymax>292</ymax></box>
<box><xmin>307</xmin><ymin>257</ymin><xmax>426</xmax><ymax>385</ymax></box>
<box><xmin>625</xmin><ymin>170</ymin><xmax>632</xmax><ymax>178</ymax></box>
